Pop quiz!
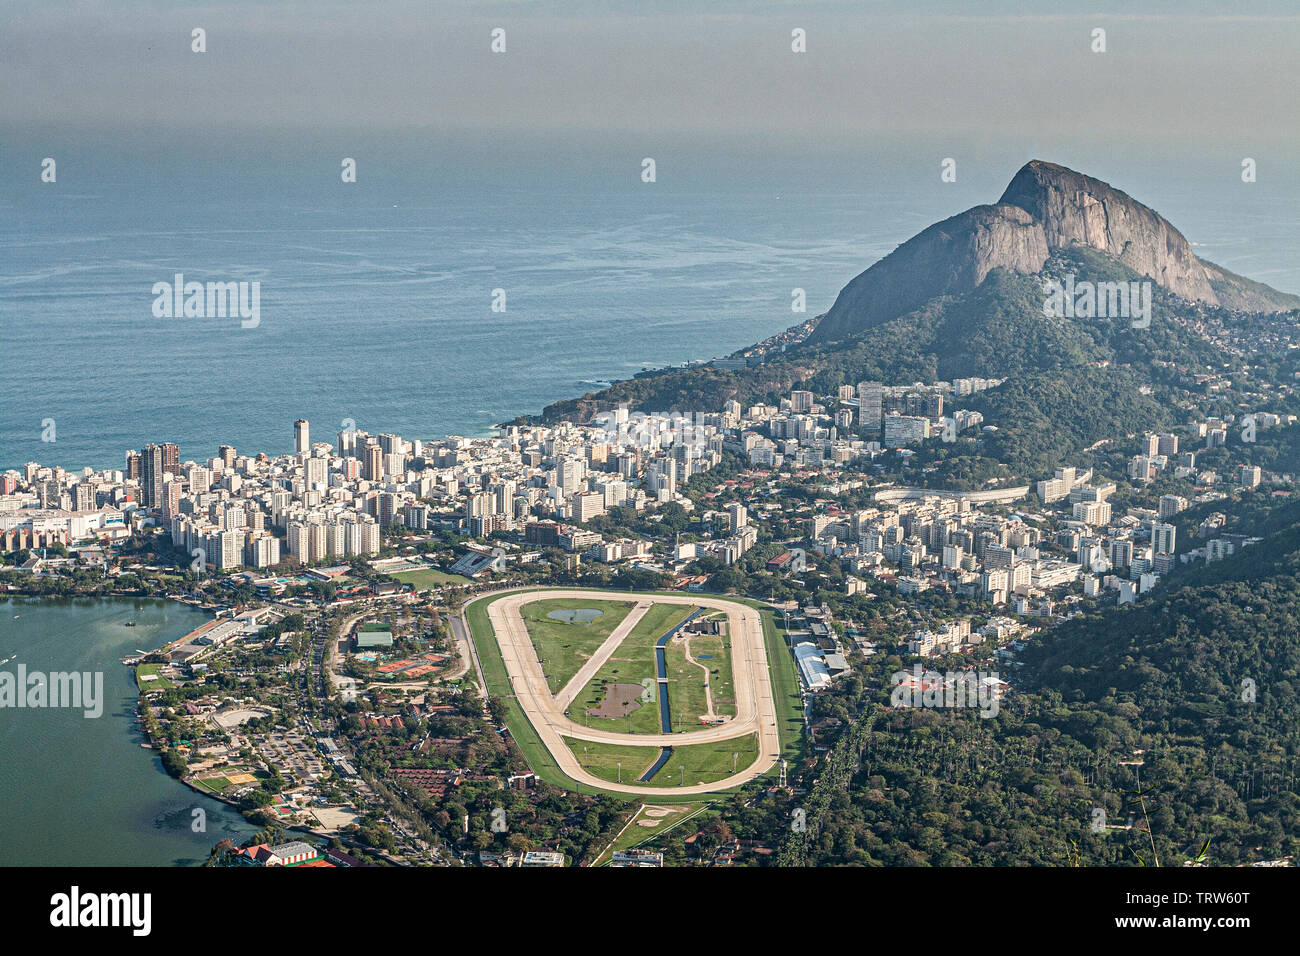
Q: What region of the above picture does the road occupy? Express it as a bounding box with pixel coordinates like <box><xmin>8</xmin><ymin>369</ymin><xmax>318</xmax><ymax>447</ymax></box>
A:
<box><xmin>479</xmin><ymin>589</ymin><xmax>782</xmax><ymax>797</ymax></box>
<box><xmin>448</xmin><ymin>611</ymin><xmax>487</xmax><ymax>696</ymax></box>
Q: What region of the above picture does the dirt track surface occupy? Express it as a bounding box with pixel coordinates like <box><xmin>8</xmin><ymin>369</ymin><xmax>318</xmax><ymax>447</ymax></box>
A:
<box><xmin>481</xmin><ymin>589</ymin><xmax>781</xmax><ymax>796</ymax></box>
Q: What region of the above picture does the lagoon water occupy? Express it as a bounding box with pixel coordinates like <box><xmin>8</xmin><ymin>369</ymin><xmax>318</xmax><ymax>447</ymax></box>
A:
<box><xmin>0</xmin><ymin>597</ymin><xmax>258</xmax><ymax>866</ymax></box>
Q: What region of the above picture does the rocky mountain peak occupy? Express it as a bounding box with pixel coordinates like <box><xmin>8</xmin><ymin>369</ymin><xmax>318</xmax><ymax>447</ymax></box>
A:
<box><xmin>808</xmin><ymin>160</ymin><xmax>1297</xmax><ymax>345</ymax></box>
<box><xmin>998</xmin><ymin>160</ymin><xmax>1217</xmax><ymax>304</ymax></box>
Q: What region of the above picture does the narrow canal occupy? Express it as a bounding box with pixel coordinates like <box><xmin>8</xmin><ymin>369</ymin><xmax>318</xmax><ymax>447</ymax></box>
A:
<box><xmin>638</xmin><ymin>607</ymin><xmax>704</xmax><ymax>782</ymax></box>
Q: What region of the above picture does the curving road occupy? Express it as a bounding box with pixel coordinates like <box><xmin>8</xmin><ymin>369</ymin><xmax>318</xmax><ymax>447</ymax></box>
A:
<box><xmin>478</xmin><ymin>589</ymin><xmax>781</xmax><ymax>796</ymax></box>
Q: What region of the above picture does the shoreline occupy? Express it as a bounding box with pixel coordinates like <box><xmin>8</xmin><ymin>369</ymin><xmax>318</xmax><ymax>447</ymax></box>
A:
<box><xmin>0</xmin><ymin>593</ymin><xmax>265</xmax><ymax>865</ymax></box>
<box><xmin>0</xmin><ymin>311</ymin><xmax>796</xmax><ymax>479</ymax></box>
<box><xmin>1</xmin><ymin>593</ymin><xmax>382</xmax><ymax>863</ymax></box>
<box><xmin>116</xmin><ymin>595</ymin><xmax>343</xmax><ymax>860</ymax></box>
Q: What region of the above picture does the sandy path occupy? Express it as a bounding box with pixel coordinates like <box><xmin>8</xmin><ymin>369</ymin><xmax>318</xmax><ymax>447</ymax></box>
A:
<box><xmin>554</xmin><ymin>601</ymin><xmax>653</xmax><ymax>711</ymax></box>
<box><xmin>680</xmin><ymin>636</ymin><xmax>717</xmax><ymax>721</ymax></box>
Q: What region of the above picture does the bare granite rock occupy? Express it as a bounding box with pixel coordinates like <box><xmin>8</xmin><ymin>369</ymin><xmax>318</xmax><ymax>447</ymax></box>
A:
<box><xmin>999</xmin><ymin>159</ymin><xmax>1217</xmax><ymax>304</ymax></box>
<box><xmin>809</xmin><ymin>160</ymin><xmax>1298</xmax><ymax>344</ymax></box>
<box><xmin>811</xmin><ymin>203</ymin><xmax>1048</xmax><ymax>343</ymax></box>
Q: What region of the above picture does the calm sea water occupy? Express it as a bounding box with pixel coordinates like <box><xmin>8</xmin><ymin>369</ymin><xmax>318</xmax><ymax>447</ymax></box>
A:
<box><xmin>0</xmin><ymin>597</ymin><xmax>259</xmax><ymax>866</ymax></box>
<box><xmin>2</xmin><ymin>133</ymin><xmax>1297</xmax><ymax>471</ymax></box>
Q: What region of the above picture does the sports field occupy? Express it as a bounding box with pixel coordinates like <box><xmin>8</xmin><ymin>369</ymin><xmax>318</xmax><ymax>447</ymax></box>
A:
<box><xmin>191</xmin><ymin>768</ymin><xmax>260</xmax><ymax>793</ymax></box>
<box><xmin>467</xmin><ymin>588</ymin><xmax>787</xmax><ymax>797</ymax></box>
<box><xmin>135</xmin><ymin>663</ymin><xmax>176</xmax><ymax>690</ymax></box>
<box><xmin>389</xmin><ymin>567</ymin><xmax>471</xmax><ymax>589</ymax></box>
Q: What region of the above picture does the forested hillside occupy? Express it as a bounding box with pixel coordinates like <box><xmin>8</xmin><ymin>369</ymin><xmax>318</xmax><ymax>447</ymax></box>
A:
<box><xmin>770</xmin><ymin>508</ymin><xmax>1300</xmax><ymax>866</ymax></box>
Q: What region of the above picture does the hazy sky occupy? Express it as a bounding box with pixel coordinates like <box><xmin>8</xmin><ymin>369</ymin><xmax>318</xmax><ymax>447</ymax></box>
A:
<box><xmin>5</xmin><ymin>0</ymin><xmax>1298</xmax><ymax>151</ymax></box>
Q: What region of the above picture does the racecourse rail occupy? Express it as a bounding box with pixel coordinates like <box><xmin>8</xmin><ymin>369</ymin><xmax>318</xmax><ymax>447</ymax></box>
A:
<box><xmin>467</xmin><ymin>589</ymin><xmax>783</xmax><ymax>796</ymax></box>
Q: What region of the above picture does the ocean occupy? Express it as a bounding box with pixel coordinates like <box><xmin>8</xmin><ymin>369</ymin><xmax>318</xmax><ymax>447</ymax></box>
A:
<box><xmin>2</xmin><ymin>131</ymin><xmax>1297</xmax><ymax>471</ymax></box>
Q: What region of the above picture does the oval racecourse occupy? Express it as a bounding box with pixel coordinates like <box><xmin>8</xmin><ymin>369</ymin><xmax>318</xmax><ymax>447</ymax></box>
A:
<box><xmin>464</xmin><ymin>589</ymin><xmax>786</xmax><ymax>797</ymax></box>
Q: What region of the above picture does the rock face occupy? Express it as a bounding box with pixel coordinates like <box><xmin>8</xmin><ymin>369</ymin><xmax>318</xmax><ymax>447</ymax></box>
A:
<box><xmin>998</xmin><ymin>160</ymin><xmax>1217</xmax><ymax>304</ymax></box>
<box><xmin>811</xmin><ymin>203</ymin><xmax>1048</xmax><ymax>343</ymax></box>
<box><xmin>809</xmin><ymin>159</ymin><xmax>1298</xmax><ymax>344</ymax></box>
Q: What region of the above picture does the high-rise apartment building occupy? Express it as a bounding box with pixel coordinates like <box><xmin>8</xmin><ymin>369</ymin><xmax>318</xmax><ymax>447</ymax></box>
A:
<box><xmin>162</xmin><ymin>481</ymin><xmax>183</xmax><ymax>520</ymax></box>
<box><xmin>161</xmin><ymin>442</ymin><xmax>180</xmax><ymax>475</ymax></box>
<box><xmin>1158</xmin><ymin>494</ymin><xmax>1188</xmax><ymax>519</ymax></box>
<box><xmin>1152</xmin><ymin>522</ymin><xmax>1176</xmax><ymax>555</ymax></box>
<box><xmin>363</xmin><ymin>443</ymin><xmax>383</xmax><ymax>482</ymax></box>
<box><xmin>72</xmin><ymin>482</ymin><xmax>96</xmax><ymax>512</ymax></box>
<box><xmin>337</xmin><ymin>426</ymin><xmax>360</xmax><ymax>457</ymax></box>
<box><xmin>140</xmin><ymin>444</ymin><xmax>165</xmax><ymax>509</ymax></box>
<box><xmin>305</xmin><ymin>456</ymin><xmax>328</xmax><ymax>489</ymax></box>
<box><xmin>789</xmin><ymin>390</ymin><xmax>814</xmax><ymax>414</ymax></box>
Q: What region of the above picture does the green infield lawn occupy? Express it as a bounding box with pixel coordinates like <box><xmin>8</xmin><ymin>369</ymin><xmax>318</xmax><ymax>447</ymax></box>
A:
<box><xmin>561</xmin><ymin>737</ymin><xmax>662</xmax><ymax>784</ymax></box>
<box><xmin>654</xmin><ymin>733</ymin><xmax>759</xmax><ymax>787</ymax></box>
<box><xmin>663</xmin><ymin>628</ymin><xmax>736</xmax><ymax>727</ymax></box>
<box><xmin>567</xmin><ymin>603</ymin><xmax>694</xmax><ymax>734</ymax></box>
<box><xmin>562</xmin><ymin>733</ymin><xmax>759</xmax><ymax>788</ymax></box>
<box><xmin>520</xmin><ymin>597</ymin><xmax>638</xmax><ymax>692</ymax></box>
